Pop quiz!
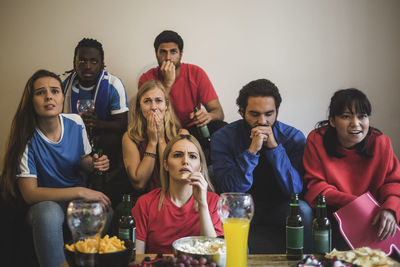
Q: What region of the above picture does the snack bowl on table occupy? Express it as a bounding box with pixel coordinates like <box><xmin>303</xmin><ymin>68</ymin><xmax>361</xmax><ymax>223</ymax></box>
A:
<box><xmin>172</xmin><ymin>236</ymin><xmax>226</xmax><ymax>267</ymax></box>
<box><xmin>64</xmin><ymin>239</ymin><xmax>133</xmax><ymax>267</ymax></box>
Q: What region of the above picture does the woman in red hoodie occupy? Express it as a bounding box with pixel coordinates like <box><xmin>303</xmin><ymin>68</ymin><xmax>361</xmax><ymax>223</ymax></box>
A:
<box><xmin>303</xmin><ymin>88</ymin><xmax>400</xmax><ymax>249</ymax></box>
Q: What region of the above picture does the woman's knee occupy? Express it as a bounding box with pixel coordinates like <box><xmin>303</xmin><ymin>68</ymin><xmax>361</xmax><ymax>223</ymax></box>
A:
<box><xmin>28</xmin><ymin>201</ymin><xmax>65</xmax><ymax>227</ymax></box>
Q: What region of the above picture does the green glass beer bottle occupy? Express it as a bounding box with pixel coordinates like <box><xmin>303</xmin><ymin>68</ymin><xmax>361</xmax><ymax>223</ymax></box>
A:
<box><xmin>118</xmin><ymin>194</ymin><xmax>136</xmax><ymax>261</ymax></box>
<box><xmin>94</xmin><ymin>148</ymin><xmax>103</xmax><ymax>175</ymax></box>
<box><xmin>89</xmin><ymin>147</ymin><xmax>104</xmax><ymax>191</ymax></box>
<box><xmin>286</xmin><ymin>193</ymin><xmax>304</xmax><ymax>260</ymax></box>
<box><xmin>193</xmin><ymin>106</ymin><xmax>210</xmax><ymax>141</ymax></box>
<box><xmin>312</xmin><ymin>195</ymin><xmax>331</xmax><ymax>257</ymax></box>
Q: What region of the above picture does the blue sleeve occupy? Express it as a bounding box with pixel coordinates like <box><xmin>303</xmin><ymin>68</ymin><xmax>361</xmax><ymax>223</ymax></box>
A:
<box><xmin>264</xmin><ymin>130</ymin><xmax>305</xmax><ymax>196</ymax></box>
<box><xmin>108</xmin><ymin>77</ymin><xmax>129</xmax><ymax>115</ymax></box>
<box><xmin>211</xmin><ymin>130</ymin><xmax>259</xmax><ymax>193</ymax></box>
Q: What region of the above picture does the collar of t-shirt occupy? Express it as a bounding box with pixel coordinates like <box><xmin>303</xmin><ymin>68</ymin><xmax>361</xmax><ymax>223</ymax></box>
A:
<box><xmin>74</xmin><ymin>81</ymin><xmax>95</xmax><ymax>100</ymax></box>
<box><xmin>165</xmin><ymin>191</ymin><xmax>195</xmax><ymax>211</ymax></box>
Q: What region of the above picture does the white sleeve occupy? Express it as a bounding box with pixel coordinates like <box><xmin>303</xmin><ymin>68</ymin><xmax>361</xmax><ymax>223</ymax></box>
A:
<box><xmin>16</xmin><ymin>144</ymin><xmax>37</xmax><ymax>178</ymax></box>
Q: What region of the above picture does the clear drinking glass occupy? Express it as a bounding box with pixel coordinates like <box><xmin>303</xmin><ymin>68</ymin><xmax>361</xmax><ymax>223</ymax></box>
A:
<box><xmin>76</xmin><ymin>99</ymin><xmax>95</xmax><ymax>147</ymax></box>
<box><xmin>77</xmin><ymin>99</ymin><xmax>95</xmax><ymax>115</ymax></box>
<box><xmin>67</xmin><ymin>200</ymin><xmax>106</xmax><ymax>267</ymax></box>
<box><xmin>218</xmin><ymin>193</ymin><xmax>254</xmax><ymax>267</ymax></box>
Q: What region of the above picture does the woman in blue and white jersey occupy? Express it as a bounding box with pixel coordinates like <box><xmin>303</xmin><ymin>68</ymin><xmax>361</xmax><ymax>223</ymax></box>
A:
<box><xmin>0</xmin><ymin>69</ymin><xmax>110</xmax><ymax>267</ymax></box>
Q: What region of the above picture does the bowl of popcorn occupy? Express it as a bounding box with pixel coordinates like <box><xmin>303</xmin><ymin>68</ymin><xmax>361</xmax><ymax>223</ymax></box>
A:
<box><xmin>172</xmin><ymin>236</ymin><xmax>226</xmax><ymax>267</ymax></box>
<box><xmin>64</xmin><ymin>235</ymin><xmax>133</xmax><ymax>267</ymax></box>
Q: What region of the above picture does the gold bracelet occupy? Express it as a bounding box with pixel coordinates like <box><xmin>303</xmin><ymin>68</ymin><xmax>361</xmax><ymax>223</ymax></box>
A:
<box><xmin>144</xmin><ymin>152</ymin><xmax>157</xmax><ymax>158</ymax></box>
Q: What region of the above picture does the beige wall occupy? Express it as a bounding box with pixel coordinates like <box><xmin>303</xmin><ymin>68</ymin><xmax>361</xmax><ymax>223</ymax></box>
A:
<box><xmin>0</xmin><ymin>0</ymin><xmax>399</xmax><ymax>156</ymax></box>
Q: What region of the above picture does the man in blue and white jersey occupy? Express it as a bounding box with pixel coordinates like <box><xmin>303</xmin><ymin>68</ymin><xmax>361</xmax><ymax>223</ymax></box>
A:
<box><xmin>62</xmin><ymin>38</ymin><xmax>129</xmax><ymax>205</ymax></box>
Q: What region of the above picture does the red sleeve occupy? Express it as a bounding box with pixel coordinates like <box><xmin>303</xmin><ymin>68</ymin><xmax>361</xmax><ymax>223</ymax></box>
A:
<box><xmin>138</xmin><ymin>73</ymin><xmax>149</xmax><ymax>89</ymax></box>
<box><xmin>208</xmin><ymin>192</ymin><xmax>224</xmax><ymax>236</ymax></box>
<box><xmin>196</xmin><ymin>66</ymin><xmax>218</xmax><ymax>105</ymax></box>
<box><xmin>303</xmin><ymin>130</ymin><xmax>357</xmax><ymax>208</ymax></box>
<box><xmin>376</xmin><ymin>136</ymin><xmax>400</xmax><ymax>223</ymax></box>
<box><xmin>132</xmin><ymin>195</ymin><xmax>149</xmax><ymax>242</ymax></box>
<box><xmin>138</xmin><ymin>68</ymin><xmax>161</xmax><ymax>89</ymax></box>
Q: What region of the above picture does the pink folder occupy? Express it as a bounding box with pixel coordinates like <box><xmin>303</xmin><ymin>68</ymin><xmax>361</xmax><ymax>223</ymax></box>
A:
<box><xmin>333</xmin><ymin>192</ymin><xmax>400</xmax><ymax>256</ymax></box>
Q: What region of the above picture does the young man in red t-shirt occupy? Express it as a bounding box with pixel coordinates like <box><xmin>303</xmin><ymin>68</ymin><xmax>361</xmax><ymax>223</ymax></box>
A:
<box><xmin>139</xmin><ymin>30</ymin><xmax>225</xmax><ymax>156</ymax></box>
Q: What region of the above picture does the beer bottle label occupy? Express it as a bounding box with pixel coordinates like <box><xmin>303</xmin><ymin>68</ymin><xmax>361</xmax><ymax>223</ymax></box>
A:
<box><xmin>118</xmin><ymin>227</ymin><xmax>136</xmax><ymax>243</ymax></box>
<box><xmin>286</xmin><ymin>226</ymin><xmax>304</xmax><ymax>249</ymax></box>
<box><xmin>118</xmin><ymin>228</ymin><xmax>130</xmax><ymax>240</ymax></box>
<box><xmin>313</xmin><ymin>229</ymin><xmax>331</xmax><ymax>254</ymax></box>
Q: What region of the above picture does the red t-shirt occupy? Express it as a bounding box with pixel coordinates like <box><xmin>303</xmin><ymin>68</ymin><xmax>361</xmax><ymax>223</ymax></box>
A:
<box><xmin>138</xmin><ymin>63</ymin><xmax>218</xmax><ymax>128</ymax></box>
<box><xmin>303</xmin><ymin>127</ymin><xmax>400</xmax><ymax>223</ymax></box>
<box><xmin>132</xmin><ymin>188</ymin><xmax>224</xmax><ymax>253</ymax></box>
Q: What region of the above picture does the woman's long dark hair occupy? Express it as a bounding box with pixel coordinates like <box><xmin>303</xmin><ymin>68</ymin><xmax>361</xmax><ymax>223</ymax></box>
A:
<box><xmin>316</xmin><ymin>88</ymin><xmax>381</xmax><ymax>158</ymax></box>
<box><xmin>0</xmin><ymin>70</ymin><xmax>62</xmax><ymax>201</ymax></box>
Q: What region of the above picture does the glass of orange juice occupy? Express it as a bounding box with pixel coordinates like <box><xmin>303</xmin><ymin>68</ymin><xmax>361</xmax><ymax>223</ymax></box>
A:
<box><xmin>218</xmin><ymin>193</ymin><xmax>254</xmax><ymax>267</ymax></box>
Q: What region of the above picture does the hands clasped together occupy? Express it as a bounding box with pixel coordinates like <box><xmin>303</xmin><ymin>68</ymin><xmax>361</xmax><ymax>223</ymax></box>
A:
<box><xmin>249</xmin><ymin>125</ymin><xmax>278</xmax><ymax>154</ymax></box>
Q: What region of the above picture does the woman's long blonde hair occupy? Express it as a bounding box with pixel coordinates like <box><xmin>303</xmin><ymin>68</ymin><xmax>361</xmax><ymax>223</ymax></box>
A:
<box><xmin>127</xmin><ymin>80</ymin><xmax>180</xmax><ymax>143</ymax></box>
<box><xmin>158</xmin><ymin>134</ymin><xmax>214</xmax><ymax>210</ymax></box>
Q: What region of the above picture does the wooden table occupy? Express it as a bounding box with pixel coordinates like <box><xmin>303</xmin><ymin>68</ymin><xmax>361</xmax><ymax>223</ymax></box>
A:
<box><xmin>134</xmin><ymin>254</ymin><xmax>297</xmax><ymax>266</ymax></box>
<box><xmin>134</xmin><ymin>254</ymin><xmax>400</xmax><ymax>267</ymax></box>
<box><xmin>60</xmin><ymin>254</ymin><xmax>400</xmax><ymax>267</ymax></box>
